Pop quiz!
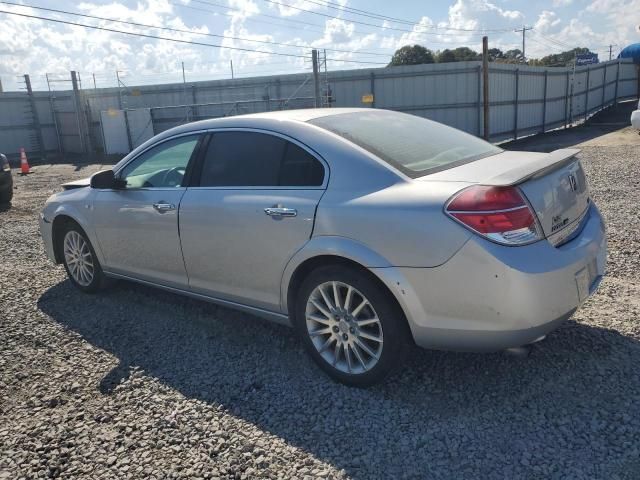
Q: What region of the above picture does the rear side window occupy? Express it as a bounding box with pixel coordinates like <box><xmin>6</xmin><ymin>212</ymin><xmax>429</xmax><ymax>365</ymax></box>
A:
<box><xmin>280</xmin><ymin>142</ymin><xmax>324</xmax><ymax>186</ymax></box>
<box><xmin>199</xmin><ymin>131</ymin><xmax>324</xmax><ymax>187</ymax></box>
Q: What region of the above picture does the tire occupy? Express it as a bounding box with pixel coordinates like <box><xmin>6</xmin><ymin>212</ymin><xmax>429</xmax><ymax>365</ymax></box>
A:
<box><xmin>294</xmin><ymin>264</ymin><xmax>408</xmax><ymax>387</ymax></box>
<box><xmin>0</xmin><ymin>187</ymin><xmax>12</xmax><ymax>205</ymax></box>
<box><xmin>58</xmin><ymin>222</ymin><xmax>110</xmax><ymax>293</ymax></box>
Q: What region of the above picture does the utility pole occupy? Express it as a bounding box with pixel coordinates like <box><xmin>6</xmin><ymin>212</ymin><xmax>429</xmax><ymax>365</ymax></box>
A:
<box><xmin>92</xmin><ymin>73</ymin><xmax>97</xmax><ymax>90</ymax></box>
<box><xmin>312</xmin><ymin>49</ymin><xmax>321</xmax><ymax>108</ymax></box>
<box><xmin>115</xmin><ymin>70</ymin><xmax>132</xmax><ymax>151</ymax></box>
<box><xmin>230</xmin><ymin>60</ymin><xmax>234</xmax><ymax>79</ymax></box>
<box><xmin>182</xmin><ymin>61</ymin><xmax>188</xmax><ymax>122</ymax></box>
<box><xmin>482</xmin><ymin>36</ymin><xmax>490</xmax><ymax>140</ymax></box>
<box><xmin>515</xmin><ymin>26</ymin><xmax>532</xmax><ymax>64</ymax></box>
<box><xmin>46</xmin><ymin>73</ymin><xmax>62</xmax><ymax>155</ymax></box>
<box><xmin>116</xmin><ymin>70</ymin><xmax>124</xmax><ymax>109</ymax></box>
<box><xmin>24</xmin><ymin>74</ymin><xmax>46</xmax><ymax>160</ymax></box>
<box><xmin>70</xmin><ymin>71</ymin><xmax>87</xmax><ymax>154</ymax></box>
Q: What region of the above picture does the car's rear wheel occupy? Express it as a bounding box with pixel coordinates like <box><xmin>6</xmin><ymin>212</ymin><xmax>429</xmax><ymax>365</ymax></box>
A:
<box><xmin>59</xmin><ymin>223</ymin><xmax>109</xmax><ymax>293</ymax></box>
<box><xmin>295</xmin><ymin>265</ymin><xmax>407</xmax><ymax>387</ymax></box>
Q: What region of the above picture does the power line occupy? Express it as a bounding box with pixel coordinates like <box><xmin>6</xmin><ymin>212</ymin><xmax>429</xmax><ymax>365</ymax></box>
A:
<box><xmin>174</xmin><ymin>0</ymin><xmax>325</xmax><ymax>35</ymax></box>
<box><xmin>177</xmin><ymin>0</ymin><xmax>483</xmax><ymax>47</ymax></box>
<box><xmin>0</xmin><ymin>9</ymin><xmax>311</xmax><ymax>58</ymax></box>
<box><xmin>527</xmin><ymin>36</ymin><xmax>567</xmax><ymax>54</ymax></box>
<box><xmin>294</xmin><ymin>0</ymin><xmax>421</xmax><ymax>26</ymax></box>
<box><xmin>260</xmin><ymin>0</ymin><xmax>496</xmax><ymax>36</ymax></box>
<box><xmin>0</xmin><ymin>1</ymin><xmax>394</xmax><ymax>58</ymax></box>
<box><xmin>291</xmin><ymin>0</ymin><xmax>514</xmax><ymax>32</ymax></box>
<box><xmin>532</xmin><ymin>32</ymin><xmax>576</xmax><ymax>51</ymax></box>
<box><xmin>0</xmin><ymin>9</ymin><xmax>393</xmax><ymax>70</ymax></box>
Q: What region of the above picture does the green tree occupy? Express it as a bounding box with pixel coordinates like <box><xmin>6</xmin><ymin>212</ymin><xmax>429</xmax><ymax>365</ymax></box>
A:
<box><xmin>536</xmin><ymin>47</ymin><xmax>593</xmax><ymax>67</ymax></box>
<box><xmin>389</xmin><ymin>45</ymin><xmax>435</xmax><ymax>66</ymax></box>
<box><xmin>437</xmin><ymin>49</ymin><xmax>456</xmax><ymax>63</ymax></box>
<box><xmin>488</xmin><ymin>48</ymin><xmax>505</xmax><ymax>61</ymax></box>
<box><xmin>436</xmin><ymin>47</ymin><xmax>480</xmax><ymax>63</ymax></box>
<box><xmin>502</xmin><ymin>49</ymin><xmax>523</xmax><ymax>63</ymax></box>
<box><xmin>452</xmin><ymin>47</ymin><xmax>480</xmax><ymax>61</ymax></box>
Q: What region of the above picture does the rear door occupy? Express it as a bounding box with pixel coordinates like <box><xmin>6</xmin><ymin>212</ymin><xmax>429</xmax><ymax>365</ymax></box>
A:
<box><xmin>179</xmin><ymin>130</ymin><xmax>327</xmax><ymax>312</ymax></box>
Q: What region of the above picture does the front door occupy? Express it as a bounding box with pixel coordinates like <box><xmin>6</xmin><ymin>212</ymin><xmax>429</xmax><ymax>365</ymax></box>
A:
<box><xmin>179</xmin><ymin>130</ymin><xmax>327</xmax><ymax>312</ymax></box>
<box><xmin>92</xmin><ymin>134</ymin><xmax>202</xmax><ymax>288</ymax></box>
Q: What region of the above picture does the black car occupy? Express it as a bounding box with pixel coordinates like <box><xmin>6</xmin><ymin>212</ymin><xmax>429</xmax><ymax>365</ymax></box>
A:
<box><xmin>0</xmin><ymin>153</ymin><xmax>13</xmax><ymax>204</ymax></box>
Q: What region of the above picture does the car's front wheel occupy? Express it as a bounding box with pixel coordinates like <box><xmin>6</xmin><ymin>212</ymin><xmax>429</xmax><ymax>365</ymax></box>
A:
<box><xmin>59</xmin><ymin>223</ymin><xmax>109</xmax><ymax>293</ymax></box>
<box><xmin>295</xmin><ymin>265</ymin><xmax>407</xmax><ymax>387</ymax></box>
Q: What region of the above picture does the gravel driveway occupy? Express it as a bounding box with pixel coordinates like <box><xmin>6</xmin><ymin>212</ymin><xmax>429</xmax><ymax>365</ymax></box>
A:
<box><xmin>1</xmin><ymin>128</ymin><xmax>639</xmax><ymax>479</ymax></box>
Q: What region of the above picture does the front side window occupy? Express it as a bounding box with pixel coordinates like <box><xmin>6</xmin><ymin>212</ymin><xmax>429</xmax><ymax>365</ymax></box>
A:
<box><xmin>119</xmin><ymin>135</ymin><xmax>200</xmax><ymax>188</ymax></box>
<box><xmin>309</xmin><ymin>111</ymin><xmax>502</xmax><ymax>178</ymax></box>
<box><xmin>199</xmin><ymin>131</ymin><xmax>324</xmax><ymax>187</ymax></box>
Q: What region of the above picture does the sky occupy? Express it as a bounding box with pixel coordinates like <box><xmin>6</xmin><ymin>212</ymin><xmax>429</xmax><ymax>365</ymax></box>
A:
<box><xmin>0</xmin><ymin>0</ymin><xmax>638</xmax><ymax>91</ymax></box>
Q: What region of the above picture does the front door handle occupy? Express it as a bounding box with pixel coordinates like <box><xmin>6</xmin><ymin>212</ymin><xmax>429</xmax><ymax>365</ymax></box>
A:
<box><xmin>153</xmin><ymin>202</ymin><xmax>176</xmax><ymax>213</ymax></box>
<box><xmin>264</xmin><ymin>206</ymin><xmax>297</xmax><ymax>218</ymax></box>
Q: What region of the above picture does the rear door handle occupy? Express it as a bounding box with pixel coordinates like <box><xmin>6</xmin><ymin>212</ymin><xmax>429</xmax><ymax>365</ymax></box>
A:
<box><xmin>264</xmin><ymin>206</ymin><xmax>297</xmax><ymax>217</ymax></box>
<box><xmin>153</xmin><ymin>202</ymin><xmax>176</xmax><ymax>213</ymax></box>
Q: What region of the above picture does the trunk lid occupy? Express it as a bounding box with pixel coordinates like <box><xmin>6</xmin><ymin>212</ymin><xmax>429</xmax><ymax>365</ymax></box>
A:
<box><xmin>423</xmin><ymin>149</ymin><xmax>591</xmax><ymax>246</ymax></box>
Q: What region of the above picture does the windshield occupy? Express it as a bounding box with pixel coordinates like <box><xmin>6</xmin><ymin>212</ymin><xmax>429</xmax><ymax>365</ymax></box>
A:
<box><xmin>309</xmin><ymin>110</ymin><xmax>502</xmax><ymax>178</ymax></box>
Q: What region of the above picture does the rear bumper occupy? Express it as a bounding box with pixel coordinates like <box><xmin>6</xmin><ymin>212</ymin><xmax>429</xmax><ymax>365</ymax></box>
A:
<box><xmin>374</xmin><ymin>205</ymin><xmax>606</xmax><ymax>351</ymax></box>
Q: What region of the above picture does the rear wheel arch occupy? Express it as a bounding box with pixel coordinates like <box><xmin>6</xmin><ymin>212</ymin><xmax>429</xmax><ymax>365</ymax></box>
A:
<box><xmin>286</xmin><ymin>255</ymin><xmax>413</xmax><ymax>344</ymax></box>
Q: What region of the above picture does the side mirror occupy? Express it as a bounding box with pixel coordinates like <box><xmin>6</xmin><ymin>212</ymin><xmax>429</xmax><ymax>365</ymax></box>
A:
<box><xmin>90</xmin><ymin>169</ymin><xmax>126</xmax><ymax>189</ymax></box>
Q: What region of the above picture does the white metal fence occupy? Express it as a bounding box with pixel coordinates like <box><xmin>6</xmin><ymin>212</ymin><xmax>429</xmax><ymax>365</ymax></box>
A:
<box><xmin>0</xmin><ymin>59</ymin><xmax>637</xmax><ymax>159</ymax></box>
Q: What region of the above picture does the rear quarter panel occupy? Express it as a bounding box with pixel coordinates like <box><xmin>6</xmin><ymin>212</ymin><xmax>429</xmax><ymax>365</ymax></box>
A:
<box><xmin>314</xmin><ymin>180</ymin><xmax>472</xmax><ymax>267</ymax></box>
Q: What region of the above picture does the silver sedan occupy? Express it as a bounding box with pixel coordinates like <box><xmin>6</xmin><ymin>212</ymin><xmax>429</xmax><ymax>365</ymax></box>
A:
<box><xmin>39</xmin><ymin>108</ymin><xmax>606</xmax><ymax>386</ymax></box>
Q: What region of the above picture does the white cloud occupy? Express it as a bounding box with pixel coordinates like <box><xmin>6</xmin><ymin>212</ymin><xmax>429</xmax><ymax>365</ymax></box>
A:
<box><xmin>0</xmin><ymin>0</ymin><xmax>234</xmax><ymax>90</ymax></box>
<box><xmin>308</xmin><ymin>18</ymin><xmax>378</xmax><ymax>66</ymax></box>
<box><xmin>379</xmin><ymin>0</ymin><xmax>524</xmax><ymax>53</ymax></box>
<box><xmin>526</xmin><ymin>0</ymin><xmax>640</xmax><ymax>58</ymax></box>
<box><xmin>447</xmin><ymin>0</ymin><xmax>523</xmax><ymax>30</ymax></box>
<box><xmin>534</xmin><ymin>10</ymin><xmax>561</xmax><ymax>33</ymax></box>
<box><xmin>266</xmin><ymin>0</ymin><xmax>325</xmax><ymax>17</ymax></box>
<box><xmin>1</xmin><ymin>0</ymin><xmax>638</xmax><ymax>92</ymax></box>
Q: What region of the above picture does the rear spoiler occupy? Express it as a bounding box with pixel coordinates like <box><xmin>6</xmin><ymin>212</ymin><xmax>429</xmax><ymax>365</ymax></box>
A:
<box><xmin>483</xmin><ymin>148</ymin><xmax>580</xmax><ymax>186</ymax></box>
<box><xmin>61</xmin><ymin>178</ymin><xmax>91</xmax><ymax>190</ymax></box>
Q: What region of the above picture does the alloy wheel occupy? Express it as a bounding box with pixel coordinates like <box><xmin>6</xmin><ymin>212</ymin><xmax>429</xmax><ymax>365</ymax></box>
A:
<box><xmin>63</xmin><ymin>230</ymin><xmax>95</xmax><ymax>287</ymax></box>
<box><xmin>305</xmin><ymin>281</ymin><xmax>384</xmax><ymax>375</ymax></box>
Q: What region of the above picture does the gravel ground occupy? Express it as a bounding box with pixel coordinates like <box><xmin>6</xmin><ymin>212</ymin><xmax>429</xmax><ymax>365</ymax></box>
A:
<box><xmin>1</xmin><ymin>132</ymin><xmax>639</xmax><ymax>479</ymax></box>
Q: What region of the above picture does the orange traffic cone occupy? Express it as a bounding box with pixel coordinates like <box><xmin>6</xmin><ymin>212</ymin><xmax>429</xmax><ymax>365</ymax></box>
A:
<box><xmin>19</xmin><ymin>148</ymin><xmax>31</xmax><ymax>175</ymax></box>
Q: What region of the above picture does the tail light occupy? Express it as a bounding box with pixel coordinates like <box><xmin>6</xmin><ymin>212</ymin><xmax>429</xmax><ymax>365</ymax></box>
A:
<box><xmin>445</xmin><ymin>185</ymin><xmax>541</xmax><ymax>246</ymax></box>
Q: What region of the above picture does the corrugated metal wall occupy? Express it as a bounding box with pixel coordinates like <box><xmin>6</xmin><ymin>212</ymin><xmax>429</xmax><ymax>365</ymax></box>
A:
<box><xmin>0</xmin><ymin>59</ymin><xmax>637</xmax><ymax>159</ymax></box>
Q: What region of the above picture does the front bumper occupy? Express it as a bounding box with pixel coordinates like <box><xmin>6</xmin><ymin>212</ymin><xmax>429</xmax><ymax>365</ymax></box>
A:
<box><xmin>374</xmin><ymin>205</ymin><xmax>606</xmax><ymax>351</ymax></box>
<box><xmin>39</xmin><ymin>214</ymin><xmax>57</xmax><ymax>263</ymax></box>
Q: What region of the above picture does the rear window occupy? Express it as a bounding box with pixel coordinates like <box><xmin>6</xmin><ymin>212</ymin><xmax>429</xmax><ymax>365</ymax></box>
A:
<box><xmin>308</xmin><ymin>111</ymin><xmax>501</xmax><ymax>178</ymax></box>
